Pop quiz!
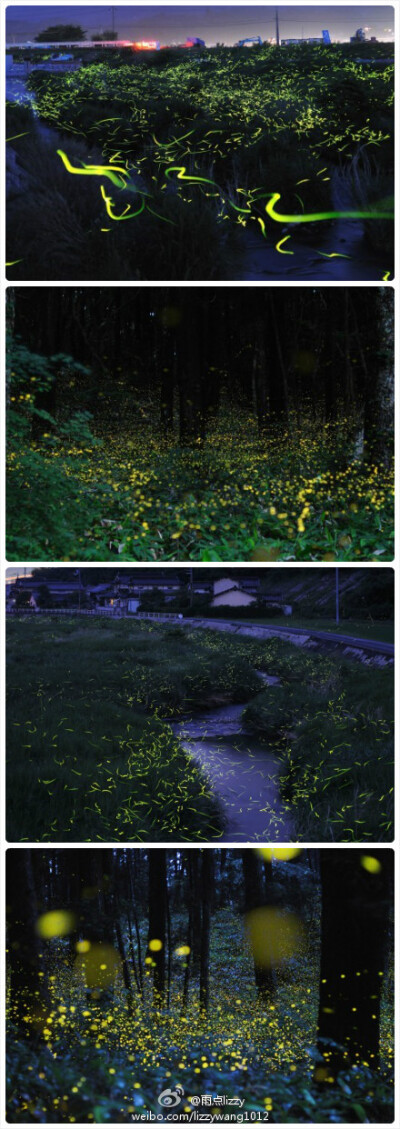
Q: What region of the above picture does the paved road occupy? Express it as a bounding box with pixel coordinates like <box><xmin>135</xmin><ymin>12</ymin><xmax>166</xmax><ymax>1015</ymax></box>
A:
<box><xmin>182</xmin><ymin>617</ymin><xmax>394</xmax><ymax>657</ymax></box>
<box><xmin>137</xmin><ymin>613</ymin><xmax>393</xmax><ymax>658</ymax></box>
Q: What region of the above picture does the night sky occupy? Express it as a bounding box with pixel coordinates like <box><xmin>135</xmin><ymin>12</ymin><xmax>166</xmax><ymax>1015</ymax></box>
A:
<box><xmin>6</xmin><ymin>5</ymin><xmax>395</xmax><ymax>45</ymax></box>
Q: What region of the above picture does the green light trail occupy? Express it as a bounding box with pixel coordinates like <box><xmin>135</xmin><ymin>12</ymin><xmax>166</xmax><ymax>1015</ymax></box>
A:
<box><xmin>57</xmin><ymin>150</ymin><xmax>128</xmax><ymax>188</ymax></box>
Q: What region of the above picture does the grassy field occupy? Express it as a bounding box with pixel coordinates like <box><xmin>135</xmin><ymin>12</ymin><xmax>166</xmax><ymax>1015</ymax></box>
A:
<box><xmin>7</xmin><ymin>617</ymin><xmax>393</xmax><ymax>843</ymax></box>
<box><xmin>6</xmin><ymin>42</ymin><xmax>394</xmax><ymax>280</ymax></box>
<box><xmin>6</xmin><ymin>617</ymin><xmax>259</xmax><ymax>842</ymax></box>
<box><xmin>6</xmin><ymin>410</ymin><xmax>394</xmax><ymax>562</ymax></box>
<box><xmin>244</xmin><ymin>650</ymin><xmax>394</xmax><ymax>841</ymax></box>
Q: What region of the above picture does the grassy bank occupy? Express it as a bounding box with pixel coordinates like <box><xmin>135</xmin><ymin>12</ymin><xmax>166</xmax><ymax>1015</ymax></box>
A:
<box><xmin>7</xmin><ymin>618</ymin><xmax>393</xmax><ymax>842</ymax></box>
<box><xmin>6</xmin><ymin>617</ymin><xmax>260</xmax><ymax>842</ymax></box>
<box><xmin>244</xmin><ymin>647</ymin><xmax>394</xmax><ymax>841</ymax></box>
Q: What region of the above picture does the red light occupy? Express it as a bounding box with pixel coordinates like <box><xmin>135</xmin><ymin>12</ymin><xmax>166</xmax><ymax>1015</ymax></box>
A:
<box><xmin>131</xmin><ymin>40</ymin><xmax>160</xmax><ymax>51</ymax></box>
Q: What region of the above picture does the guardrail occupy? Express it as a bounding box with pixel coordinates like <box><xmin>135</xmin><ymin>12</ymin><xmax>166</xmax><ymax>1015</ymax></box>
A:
<box><xmin>7</xmin><ymin>606</ymin><xmax>116</xmax><ymax>616</ymax></box>
<box><xmin>136</xmin><ymin>611</ymin><xmax>184</xmax><ymax>620</ymax></box>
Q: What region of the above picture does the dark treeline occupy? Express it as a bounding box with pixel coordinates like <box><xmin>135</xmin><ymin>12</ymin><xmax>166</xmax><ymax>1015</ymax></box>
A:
<box><xmin>7</xmin><ymin>286</ymin><xmax>394</xmax><ymax>460</ymax></box>
<box><xmin>7</xmin><ymin>848</ymin><xmax>393</xmax><ymax>1079</ymax></box>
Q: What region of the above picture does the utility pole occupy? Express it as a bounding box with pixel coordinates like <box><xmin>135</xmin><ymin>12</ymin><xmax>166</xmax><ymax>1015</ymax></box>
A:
<box><xmin>275</xmin><ymin>8</ymin><xmax>280</xmax><ymax>46</ymax></box>
<box><xmin>111</xmin><ymin>6</ymin><xmax>115</xmax><ymax>35</ymax></box>
<box><xmin>75</xmin><ymin>568</ymin><xmax>81</xmax><ymax>611</ymax></box>
<box><xmin>335</xmin><ymin>568</ymin><xmax>340</xmax><ymax>625</ymax></box>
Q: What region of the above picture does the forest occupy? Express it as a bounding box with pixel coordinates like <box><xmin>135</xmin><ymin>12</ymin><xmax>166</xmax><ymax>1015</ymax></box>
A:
<box><xmin>6</xmin><ymin>847</ymin><xmax>394</xmax><ymax>1124</ymax></box>
<box><xmin>6</xmin><ymin>287</ymin><xmax>394</xmax><ymax>562</ymax></box>
<box><xmin>6</xmin><ymin>606</ymin><xmax>394</xmax><ymax>843</ymax></box>
<box><xmin>6</xmin><ymin>40</ymin><xmax>394</xmax><ymax>281</ymax></box>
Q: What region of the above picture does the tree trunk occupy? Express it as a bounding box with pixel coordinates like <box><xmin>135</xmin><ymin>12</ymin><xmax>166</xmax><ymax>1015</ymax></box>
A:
<box><xmin>199</xmin><ymin>851</ymin><xmax>213</xmax><ymax>1013</ymax></box>
<box><xmin>363</xmin><ymin>289</ymin><xmax>394</xmax><ymax>466</ymax></box>
<box><xmin>147</xmin><ymin>850</ymin><xmax>167</xmax><ymax>1003</ymax></box>
<box><xmin>242</xmin><ymin>851</ymin><xmax>276</xmax><ymax>1003</ymax></box>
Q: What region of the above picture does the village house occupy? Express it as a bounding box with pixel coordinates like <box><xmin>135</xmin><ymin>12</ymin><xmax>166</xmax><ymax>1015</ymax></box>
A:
<box><xmin>211</xmin><ymin>577</ymin><xmax>258</xmax><ymax>608</ymax></box>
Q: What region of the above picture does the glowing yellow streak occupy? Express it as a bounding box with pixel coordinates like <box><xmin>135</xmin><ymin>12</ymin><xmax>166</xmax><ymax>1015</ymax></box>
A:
<box><xmin>57</xmin><ymin>149</ymin><xmax>128</xmax><ymax>187</ymax></box>
<box><xmin>6</xmin><ymin>259</ymin><xmax>23</xmax><ymax>266</ymax></box>
<box><xmin>147</xmin><ymin>206</ymin><xmax>177</xmax><ymax>226</ymax></box>
<box><xmin>317</xmin><ymin>251</ymin><xmax>352</xmax><ymax>259</ymax></box>
<box><xmin>264</xmin><ymin>192</ymin><xmax>394</xmax><ymax>224</ymax></box>
<box><xmin>164</xmin><ymin>165</ymin><xmax>250</xmax><ymax>214</ymax></box>
<box><xmin>152</xmin><ymin>129</ymin><xmax>195</xmax><ymax>148</ymax></box>
<box><xmin>6</xmin><ymin>131</ymin><xmax>30</xmax><ymax>142</ymax></box>
<box><xmin>275</xmin><ymin>235</ymin><xmax>294</xmax><ymax>255</ymax></box>
<box><xmin>100</xmin><ymin>184</ymin><xmax>145</xmax><ymax>221</ymax></box>
<box><xmin>382</xmin><ymin>271</ymin><xmax>392</xmax><ymax>281</ymax></box>
<box><xmin>165</xmin><ymin>165</ymin><xmax>216</xmax><ymax>187</ymax></box>
<box><xmin>295</xmin><ymin>179</ymin><xmax>310</xmax><ymax>185</ymax></box>
<box><xmin>257</xmin><ymin>217</ymin><xmax>267</xmax><ymax>238</ymax></box>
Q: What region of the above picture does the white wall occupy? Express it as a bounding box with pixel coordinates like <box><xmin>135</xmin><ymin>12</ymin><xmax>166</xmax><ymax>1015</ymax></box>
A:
<box><xmin>211</xmin><ymin>590</ymin><xmax>256</xmax><ymax>607</ymax></box>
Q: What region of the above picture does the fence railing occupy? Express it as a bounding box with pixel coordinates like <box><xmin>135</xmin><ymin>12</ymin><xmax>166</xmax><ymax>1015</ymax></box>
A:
<box><xmin>7</xmin><ymin>606</ymin><xmax>116</xmax><ymax>616</ymax></box>
<box><xmin>135</xmin><ymin>612</ymin><xmax>184</xmax><ymax>621</ymax></box>
<box><xmin>6</xmin><ymin>607</ymin><xmax>184</xmax><ymax>620</ymax></box>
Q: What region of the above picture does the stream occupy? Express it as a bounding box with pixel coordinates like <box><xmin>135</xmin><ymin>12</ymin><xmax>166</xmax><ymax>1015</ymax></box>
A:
<box><xmin>172</xmin><ymin>672</ymin><xmax>294</xmax><ymax>842</ymax></box>
<box><xmin>237</xmin><ymin>213</ymin><xmax>388</xmax><ymax>283</ymax></box>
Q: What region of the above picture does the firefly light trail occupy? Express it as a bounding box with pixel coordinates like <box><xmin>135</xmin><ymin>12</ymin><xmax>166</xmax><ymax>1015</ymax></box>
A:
<box><xmin>7</xmin><ymin>44</ymin><xmax>394</xmax><ymax>276</ymax></box>
<box><xmin>57</xmin><ymin>153</ymin><xmax>394</xmax><ymax>247</ymax></box>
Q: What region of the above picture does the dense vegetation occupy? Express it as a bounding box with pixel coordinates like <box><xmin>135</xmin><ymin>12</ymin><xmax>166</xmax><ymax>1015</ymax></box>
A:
<box><xmin>6</xmin><ymin>617</ymin><xmax>393</xmax><ymax>843</ymax></box>
<box><xmin>6</xmin><ymin>42</ymin><xmax>394</xmax><ymax>280</ymax></box>
<box><xmin>6</xmin><ymin>288</ymin><xmax>394</xmax><ymax>562</ymax></box>
<box><xmin>6</xmin><ymin>848</ymin><xmax>394</xmax><ymax>1123</ymax></box>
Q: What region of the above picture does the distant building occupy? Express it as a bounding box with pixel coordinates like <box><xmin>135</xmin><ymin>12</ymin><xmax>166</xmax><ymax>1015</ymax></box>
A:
<box><xmin>281</xmin><ymin>37</ymin><xmax>325</xmax><ymax>45</ymax></box>
<box><xmin>240</xmin><ymin>577</ymin><xmax>261</xmax><ymax>596</ymax></box>
<box><xmin>281</xmin><ymin>35</ymin><xmax>329</xmax><ymax>46</ymax></box>
<box><xmin>12</xmin><ymin>576</ymin><xmax>83</xmax><ymax>598</ymax></box>
<box><xmin>211</xmin><ymin>578</ymin><xmax>257</xmax><ymax>608</ymax></box>
<box><xmin>350</xmin><ymin>28</ymin><xmax>366</xmax><ymax>43</ymax></box>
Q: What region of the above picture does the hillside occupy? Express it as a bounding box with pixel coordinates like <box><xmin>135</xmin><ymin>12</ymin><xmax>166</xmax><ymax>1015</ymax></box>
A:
<box><xmin>256</xmin><ymin>568</ymin><xmax>393</xmax><ymax>618</ymax></box>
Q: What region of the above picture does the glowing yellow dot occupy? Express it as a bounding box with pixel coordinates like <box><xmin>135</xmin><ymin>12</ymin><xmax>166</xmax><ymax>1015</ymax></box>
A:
<box><xmin>36</xmin><ymin>910</ymin><xmax>76</xmax><ymax>939</ymax></box>
<box><xmin>258</xmin><ymin>847</ymin><xmax>301</xmax><ymax>862</ymax></box>
<box><xmin>361</xmin><ymin>855</ymin><xmax>382</xmax><ymax>874</ymax></box>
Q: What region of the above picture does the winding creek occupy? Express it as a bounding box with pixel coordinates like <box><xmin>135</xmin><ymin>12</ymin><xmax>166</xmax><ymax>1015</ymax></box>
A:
<box><xmin>171</xmin><ymin>672</ymin><xmax>294</xmax><ymax>842</ymax></box>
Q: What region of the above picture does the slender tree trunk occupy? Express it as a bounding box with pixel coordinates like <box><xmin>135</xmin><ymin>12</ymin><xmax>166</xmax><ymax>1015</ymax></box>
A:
<box><xmin>147</xmin><ymin>850</ymin><xmax>167</xmax><ymax>1003</ymax></box>
<box><xmin>115</xmin><ymin>917</ymin><xmax>133</xmax><ymax>1014</ymax></box>
<box><xmin>267</xmin><ymin>293</ymin><xmax>289</xmax><ymax>422</ymax></box>
<box><xmin>199</xmin><ymin>851</ymin><xmax>213</xmax><ymax>1014</ymax></box>
<box><xmin>363</xmin><ymin>289</ymin><xmax>394</xmax><ymax>466</ymax></box>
